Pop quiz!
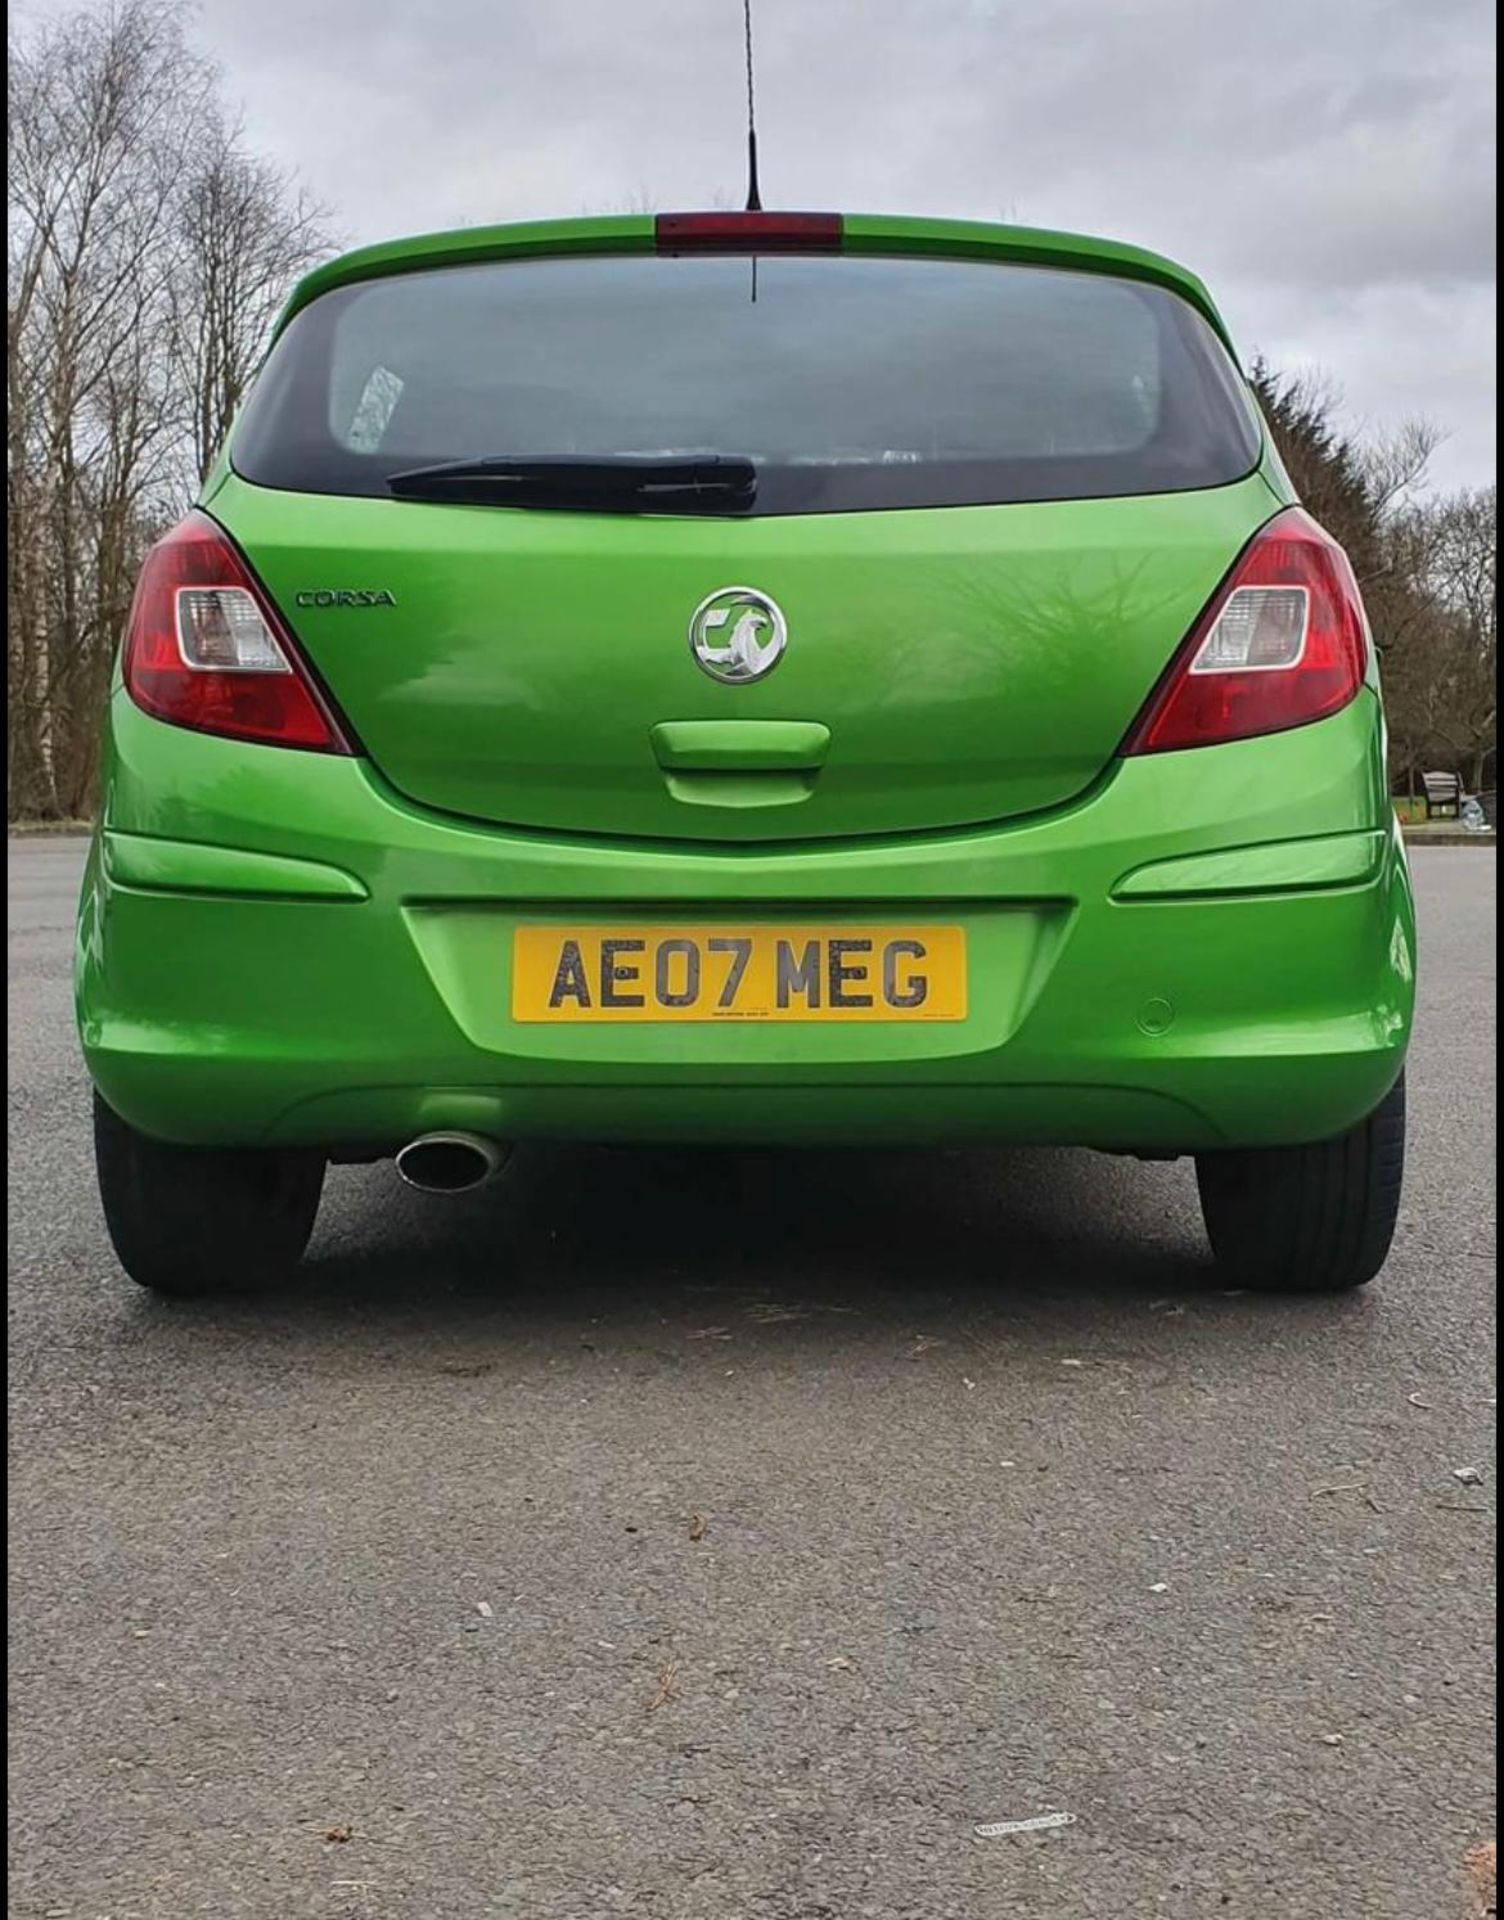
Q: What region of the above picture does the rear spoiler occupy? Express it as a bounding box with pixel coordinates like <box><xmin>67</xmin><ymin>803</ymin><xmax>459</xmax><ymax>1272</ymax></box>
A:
<box><xmin>272</xmin><ymin>212</ymin><xmax>1238</xmax><ymax>359</ymax></box>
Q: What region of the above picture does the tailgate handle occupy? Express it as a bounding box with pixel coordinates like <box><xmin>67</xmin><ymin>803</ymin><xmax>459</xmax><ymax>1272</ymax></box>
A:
<box><xmin>650</xmin><ymin>720</ymin><xmax>830</xmax><ymax>773</ymax></box>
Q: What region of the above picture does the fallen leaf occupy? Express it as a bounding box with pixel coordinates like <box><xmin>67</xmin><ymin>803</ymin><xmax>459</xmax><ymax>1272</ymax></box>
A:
<box><xmin>688</xmin><ymin>1515</ymin><xmax>706</xmax><ymax>1542</ymax></box>
<box><xmin>324</xmin><ymin>1824</ymin><xmax>353</xmax><ymax>1844</ymax></box>
<box><xmin>1464</xmin><ymin>1840</ymin><xmax>1496</xmax><ymax>1920</ymax></box>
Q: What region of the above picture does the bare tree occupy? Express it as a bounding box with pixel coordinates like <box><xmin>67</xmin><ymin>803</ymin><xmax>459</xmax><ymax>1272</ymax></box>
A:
<box><xmin>7</xmin><ymin>0</ymin><xmax>332</xmax><ymax>819</ymax></box>
<box><xmin>1418</xmin><ymin>487</ymin><xmax>1497</xmax><ymax>791</ymax></box>
<box><xmin>1249</xmin><ymin>360</ymin><xmax>1441</xmax><ymax>587</ymax></box>
<box><xmin>173</xmin><ymin>117</ymin><xmax>332</xmax><ymax>482</ymax></box>
<box><xmin>8</xmin><ymin>2</ymin><xmax>206</xmax><ymax>812</ymax></box>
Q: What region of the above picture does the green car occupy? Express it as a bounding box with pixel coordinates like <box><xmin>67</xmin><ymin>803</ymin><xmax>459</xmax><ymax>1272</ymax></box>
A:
<box><xmin>76</xmin><ymin>210</ymin><xmax>1414</xmax><ymax>1298</ymax></box>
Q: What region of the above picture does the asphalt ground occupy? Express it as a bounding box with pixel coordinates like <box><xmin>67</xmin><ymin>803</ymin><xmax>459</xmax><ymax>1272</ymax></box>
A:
<box><xmin>8</xmin><ymin>837</ymin><xmax>1496</xmax><ymax>1919</ymax></box>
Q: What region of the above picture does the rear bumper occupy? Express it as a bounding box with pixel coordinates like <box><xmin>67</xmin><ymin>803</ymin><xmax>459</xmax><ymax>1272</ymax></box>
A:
<box><xmin>78</xmin><ymin>690</ymin><xmax>1414</xmax><ymax>1152</ymax></box>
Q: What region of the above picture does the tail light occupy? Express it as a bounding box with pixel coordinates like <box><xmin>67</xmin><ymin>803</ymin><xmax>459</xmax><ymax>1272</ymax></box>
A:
<box><xmin>1121</xmin><ymin>508</ymin><xmax>1369</xmax><ymax>755</ymax></box>
<box><xmin>122</xmin><ymin>512</ymin><xmax>353</xmax><ymax>753</ymax></box>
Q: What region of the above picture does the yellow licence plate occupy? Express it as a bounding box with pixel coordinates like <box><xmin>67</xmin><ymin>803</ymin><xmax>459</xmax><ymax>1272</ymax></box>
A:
<box><xmin>512</xmin><ymin>924</ymin><xmax>967</xmax><ymax>1023</ymax></box>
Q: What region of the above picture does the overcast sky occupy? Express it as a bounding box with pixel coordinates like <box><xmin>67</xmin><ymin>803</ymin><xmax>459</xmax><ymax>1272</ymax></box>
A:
<box><xmin>21</xmin><ymin>0</ymin><xmax>1498</xmax><ymax>489</ymax></box>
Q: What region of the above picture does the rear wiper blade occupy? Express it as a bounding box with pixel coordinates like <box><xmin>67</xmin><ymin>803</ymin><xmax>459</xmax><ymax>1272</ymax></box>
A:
<box><xmin>386</xmin><ymin>453</ymin><xmax>758</xmax><ymax>514</ymax></box>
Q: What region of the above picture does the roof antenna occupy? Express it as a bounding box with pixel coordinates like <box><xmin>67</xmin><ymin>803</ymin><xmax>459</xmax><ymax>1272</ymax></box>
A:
<box><xmin>743</xmin><ymin>0</ymin><xmax>762</xmax><ymax>211</ymax></box>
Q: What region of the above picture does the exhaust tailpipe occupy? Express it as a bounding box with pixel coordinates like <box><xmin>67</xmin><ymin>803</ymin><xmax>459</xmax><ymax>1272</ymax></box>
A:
<box><xmin>395</xmin><ymin>1131</ymin><xmax>507</xmax><ymax>1194</ymax></box>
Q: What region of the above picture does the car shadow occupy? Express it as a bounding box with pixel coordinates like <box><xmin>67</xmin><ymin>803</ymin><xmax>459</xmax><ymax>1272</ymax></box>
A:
<box><xmin>336</xmin><ymin>1140</ymin><xmax>1200</xmax><ymax>1278</ymax></box>
<box><xmin>136</xmin><ymin>1141</ymin><xmax>1384</xmax><ymax>1381</ymax></box>
<box><xmin>159</xmin><ymin>1140</ymin><xmax>1287</xmax><ymax>1326</ymax></box>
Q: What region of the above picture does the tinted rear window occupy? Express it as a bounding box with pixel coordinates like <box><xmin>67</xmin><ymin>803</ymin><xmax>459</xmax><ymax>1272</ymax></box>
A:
<box><xmin>232</xmin><ymin>252</ymin><xmax>1261</xmax><ymax>513</ymax></box>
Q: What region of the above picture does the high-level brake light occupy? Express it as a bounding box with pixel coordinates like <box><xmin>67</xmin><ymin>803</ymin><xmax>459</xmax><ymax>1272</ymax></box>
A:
<box><xmin>655</xmin><ymin>211</ymin><xmax>843</xmax><ymax>252</ymax></box>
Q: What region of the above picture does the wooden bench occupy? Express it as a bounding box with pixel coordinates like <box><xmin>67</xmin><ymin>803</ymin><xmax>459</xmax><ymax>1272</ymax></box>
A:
<box><xmin>1421</xmin><ymin>771</ymin><xmax>1463</xmax><ymax>819</ymax></box>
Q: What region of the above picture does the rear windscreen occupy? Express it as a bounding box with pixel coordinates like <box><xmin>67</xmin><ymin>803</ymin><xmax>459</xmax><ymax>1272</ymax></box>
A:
<box><xmin>231</xmin><ymin>252</ymin><xmax>1263</xmax><ymax>513</ymax></box>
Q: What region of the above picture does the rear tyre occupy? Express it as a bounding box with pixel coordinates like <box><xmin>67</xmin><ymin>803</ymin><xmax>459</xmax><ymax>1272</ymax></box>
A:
<box><xmin>93</xmin><ymin>1093</ymin><xmax>325</xmax><ymax>1297</ymax></box>
<box><xmin>1194</xmin><ymin>1072</ymin><xmax>1406</xmax><ymax>1293</ymax></box>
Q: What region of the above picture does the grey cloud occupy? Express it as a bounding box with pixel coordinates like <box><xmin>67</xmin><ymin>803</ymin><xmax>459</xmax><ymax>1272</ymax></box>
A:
<box><xmin>19</xmin><ymin>0</ymin><xmax>1496</xmax><ymax>486</ymax></box>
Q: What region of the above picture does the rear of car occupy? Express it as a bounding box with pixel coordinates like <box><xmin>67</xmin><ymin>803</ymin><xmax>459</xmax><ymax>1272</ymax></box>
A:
<box><xmin>77</xmin><ymin>212</ymin><xmax>1414</xmax><ymax>1297</ymax></box>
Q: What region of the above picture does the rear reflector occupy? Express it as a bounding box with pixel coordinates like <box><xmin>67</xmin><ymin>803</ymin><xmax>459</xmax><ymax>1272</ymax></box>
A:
<box><xmin>655</xmin><ymin>211</ymin><xmax>843</xmax><ymax>252</ymax></box>
<box><xmin>1121</xmin><ymin>508</ymin><xmax>1369</xmax><ymax>755</ymax></box>
<box><xmin>123</xmin><ymin>512</ymin><xmax>353</xmax><ymax>753</ymax></box>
